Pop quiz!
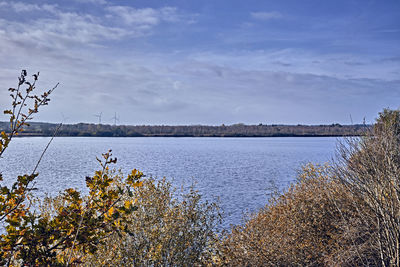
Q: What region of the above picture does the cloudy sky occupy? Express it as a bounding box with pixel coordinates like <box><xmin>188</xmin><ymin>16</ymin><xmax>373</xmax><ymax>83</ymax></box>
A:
<box><xmin>0</xmin><ymin>0</ymin><xmax>399</xmax><ymax>125</ymax></box>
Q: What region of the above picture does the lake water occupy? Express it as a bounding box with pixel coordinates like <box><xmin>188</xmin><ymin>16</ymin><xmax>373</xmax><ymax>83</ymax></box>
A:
<box><xmin>0</xmin><ymin>137</ymin><xmax>338</xmax><ymax>228</ymax></box>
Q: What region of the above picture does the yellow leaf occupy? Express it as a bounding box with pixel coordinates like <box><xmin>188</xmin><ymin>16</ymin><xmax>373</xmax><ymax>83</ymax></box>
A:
<box><xmin>108</xmin><ymin>207</ymin><xmax>114</xmax><ymax>217</ymax></box>
<box><xmin>133</xmin><ymin>181</ymin><xmax>143</xmax><ymax>188</ymax></box>
<box><xmin>124</xmin><ymin>200</ymin><xmax>132</xmax><ymax>209</ymax></box>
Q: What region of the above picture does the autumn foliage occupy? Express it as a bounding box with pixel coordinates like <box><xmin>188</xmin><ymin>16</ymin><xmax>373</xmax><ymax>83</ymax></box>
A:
<box><xmin>0</xmin><ymin>70</ymin><xmax>221</xmax><ymax>266</ymax></box>
<box><xmin>0</xmin><ymin>71</ymin><xmax>144</xmax><ymax>265</ymax></box>
<box><xmin>334</xmin><ymin>109</ymin><xmax>400</xmax><ymax>266</ymax></box>
<box><xmin>2</xmin><ymin>70</ymin><xmax>400</xmax><ymax>266</ymax></box>
<box><xmin>218</xmin><ymin>110</ymin><xmax>400</xmax><ymax>266</ymax></box>
<box><xmin>78</xmin><ymin>177</ymin><xmax>221</xmax><ymax>265</ymax></box>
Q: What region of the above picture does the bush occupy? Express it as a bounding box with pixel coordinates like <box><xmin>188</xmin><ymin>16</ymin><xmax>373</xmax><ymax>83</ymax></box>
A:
<box><xmin>335</xmin><ymin>108</ymin><xmax>400</xmax><ymax>266</ymax></box>
<box><xmin>77</xmin><ymin>177</ymin><xmax>222</xmax><ymax>266</ymax></box>
<box><xmin>0</xmin><ymin>71</ymin><xmax>143</xmax><ymax>265</ymax></box>
<box><xmin>218</xmin><ymin>109</ymin><xmax>400</xmax><ymax>266</ymax></box>
<box><xmin>0</xmin><ymin>70</ymin><xmax>221</xmax><ymax>266</ymax></box>
<box><xmin>217</xmin><ymin>164</ymin><xmax>370</xmax><ymax>266</ymax></box>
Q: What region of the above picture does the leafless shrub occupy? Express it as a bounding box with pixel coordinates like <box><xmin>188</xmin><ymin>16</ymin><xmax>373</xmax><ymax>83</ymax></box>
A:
<box><xmin>217</xmin><ymin>164</ymin><xmax>371</xmax><ymax>266</ymax></box>
<box><xmin>334</xmin><ymin>109</ymin><xmax>400</xmax><ymax>266</ymax></box>
<box><xmin>218</xmin><ymin>109</ymin><xmax>400</xmax><ymax>266</ymax></box>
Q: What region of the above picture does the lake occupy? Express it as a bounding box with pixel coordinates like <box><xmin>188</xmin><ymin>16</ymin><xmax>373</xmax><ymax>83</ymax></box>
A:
<box><xmin>0</xmin><ymin>137</ymin><xmax>339</xmax><ymax>228</ymax></box>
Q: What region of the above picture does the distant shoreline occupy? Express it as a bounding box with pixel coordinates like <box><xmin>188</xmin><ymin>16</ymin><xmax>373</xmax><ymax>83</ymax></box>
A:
<box><xmin>0</xmin><ymin>121</ymin><xmax>370</xmax><ymax>138</ymax></box>
<box><xmin>8</xmin><ymin>134</ymin><xmax>359</xmax><ymax>138</ymax></box>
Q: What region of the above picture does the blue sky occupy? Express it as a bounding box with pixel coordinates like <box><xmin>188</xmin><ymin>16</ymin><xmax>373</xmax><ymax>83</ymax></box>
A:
<box><xmin>0</xmin><ymin>0</ymin><xmax>399</xmax><ymax>125</ymax></box>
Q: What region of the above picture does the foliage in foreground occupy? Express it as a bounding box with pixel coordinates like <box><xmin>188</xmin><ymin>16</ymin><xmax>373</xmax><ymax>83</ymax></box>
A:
<box><xmin>335</xmin><ymin>109</ymin><xmax>400</xmax><ymax>266</ymax></box>
<box><xmin>69</xmin><ymin>177</ymin><xmax>221</xmax><ymax>266</ymax></box>
<box><xmin>0</xmin><ymin>71</ymin><xmax>143</xmax><ymax>265</ymax></box>
<box><xmin>218</xmin><ymin>109</ymin><xmax>400</xmax><ymax>266</ymax></box>
<box><xmin>0</xmin><ymin>70</ymin><xmax>222</xmax><ymax>266</ymax></box>
<box><xmin>217</xmin><ymin>164</ymin><xmax>371</xmax><ymax>266</ymax></box>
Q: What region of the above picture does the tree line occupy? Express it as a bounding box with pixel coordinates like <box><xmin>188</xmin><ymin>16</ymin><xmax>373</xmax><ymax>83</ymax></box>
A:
<box><xmin>0</xmin><ymin>121</ymin><xmax>369</xmax><ymax>137</ymax></box>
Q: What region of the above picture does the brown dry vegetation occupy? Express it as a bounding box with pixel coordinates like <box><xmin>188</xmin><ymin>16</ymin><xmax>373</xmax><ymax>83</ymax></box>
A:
<box><xmin>217</xmin><ymin>164</ymin><xmax>373</xmax><ymax>266</ymax></box>
<box><xmin>217</xmin><ymin>109</ymin><xmax>400</xmax><ymax>266</ymax></box>
<box><xmin>335</xmin><ymin>109</ymin><xmax>400</xmax><ymax>266</ymax></box>
<box><xmin>70</xmin><ymin>177</ymin><xmax>222</xmax><ymax>266</ymax></box>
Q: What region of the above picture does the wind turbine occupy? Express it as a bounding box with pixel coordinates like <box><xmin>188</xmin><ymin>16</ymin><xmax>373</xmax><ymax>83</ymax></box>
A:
<box><xmin>94</xmin><ymin>112</ymin><xmax>102</xmax><ymax>124</ymax></box>
<box><xmin>60</xmin><ymin>112</ymin><xmax>69</xmax><ymax>123</ymax></box>
<box><xmin>111</xmin><ymin>112</ymin><xmax>119</xmax><ymax>126</ymax></box>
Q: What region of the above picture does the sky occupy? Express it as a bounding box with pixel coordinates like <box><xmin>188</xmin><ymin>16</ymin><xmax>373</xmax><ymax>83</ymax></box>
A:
<box><xmin>0</xmin><ymin>0</ymin><xmax>399</xmax><ymax>125</ymax></box>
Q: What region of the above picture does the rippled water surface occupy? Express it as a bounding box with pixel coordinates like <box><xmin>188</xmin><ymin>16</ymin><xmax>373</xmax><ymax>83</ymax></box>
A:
<box><xmin>0</xmin><ymin>137</ymin><xmax>338</xmax><ymax>228</ymax></box>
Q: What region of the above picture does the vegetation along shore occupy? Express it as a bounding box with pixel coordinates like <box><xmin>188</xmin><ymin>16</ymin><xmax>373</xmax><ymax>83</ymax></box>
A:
<box><xmin>0</xmin><ymin>121</ymin><xmax>368</xmax><ymax>137</ymax></box>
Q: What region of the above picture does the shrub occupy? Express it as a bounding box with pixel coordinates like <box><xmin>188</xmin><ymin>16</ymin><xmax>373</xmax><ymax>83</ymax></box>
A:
<box><xmin>217</xmin><ymin>163</ymin><xmax>379</xmax><ymax>266</ymax></box>
<box><xmin>77</xmin><ymin>177</ymin><xmax>222</xmax><ymax>266</ymax></box>
<box><xmin>218</xmin><ymin>109</ymin><xmax>400</xmax><ymax>266</ymax></box>
<box><xmin>0</xmin><ymin>71</ymin><xmax>143</xmax><ymax>265</ymax></box>
<box><xmin>335</xmin><ymin>108</ymin><xmax>400</xmax><ymax>266</ymax></box>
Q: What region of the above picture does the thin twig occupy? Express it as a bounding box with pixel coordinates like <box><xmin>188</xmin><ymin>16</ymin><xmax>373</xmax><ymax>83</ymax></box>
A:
<box><xmin>32</xmin><ymin>123</ymin><xmax>62</xmax><ymax>175</ymax></box>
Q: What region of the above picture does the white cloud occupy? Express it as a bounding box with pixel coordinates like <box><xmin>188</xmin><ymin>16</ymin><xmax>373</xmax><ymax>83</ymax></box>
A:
<box><xmin>0</xmin><ymin>2</ymin><xmax>192</xmax><ymax>52</ymax></box>
<box><xmin>0</xmin><ymin>2</ymin><xmax>188</xmax><ymax>52</ymax></box>
<box><xmin>105</xmin><ymin>6</ymin><xmax>182</xmax><ymax>27</ymax></box>
<box><xmin>0</xmin><ymin>3</ymin><xmax>133</xmax><ymax>52</ymax></box>
<box><xmin>0</xmin><ymin>1</ymin><xmax>57</xmax><ymax>13</ymax></box>
<box><xmin>0</xmin><ymin>15</ymin><xmax>128</xmax><ymax>51</ymax></box>
<box><xmin>73</xmin><ymin>0</ymin><xmax>107</xmax><ymax>4</ymax></box>
<box><xmin>251</xmin><ymin>11</ymin><xmax>283</xmax><ymax>20</ymax></box>
<box><xmin>107</xmin><ymin>6</ymin><xmax>160</xmax><ymax>26</ymax></box>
